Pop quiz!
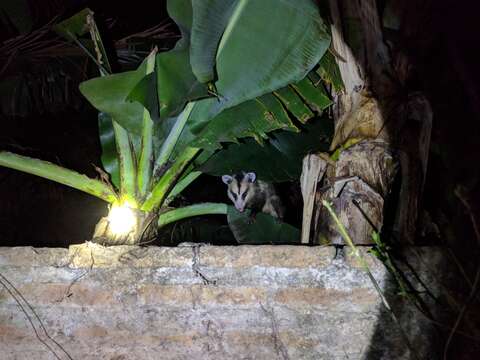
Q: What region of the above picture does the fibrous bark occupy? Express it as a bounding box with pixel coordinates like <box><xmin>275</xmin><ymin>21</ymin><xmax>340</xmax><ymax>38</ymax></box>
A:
<box><xmin>305</xmin><ymin>0</ymin><xmax>432</xmax><ymax>245</ymax></box>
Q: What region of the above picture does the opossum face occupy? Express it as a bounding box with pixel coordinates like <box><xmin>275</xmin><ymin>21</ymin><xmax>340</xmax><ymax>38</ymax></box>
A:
<box><xmin>222</xmin><ymin>172</ymin><xmax>256</xmax><ymax>212</ymax></box>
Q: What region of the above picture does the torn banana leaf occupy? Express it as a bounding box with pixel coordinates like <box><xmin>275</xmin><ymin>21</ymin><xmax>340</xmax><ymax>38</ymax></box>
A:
<box><xmin>199</xmin><ymin>116</ymin><xmax>333</xmax><ymax>182</ymax></box>
<box><xmin>227</xmin><ymin>206</ymin><xmax>300</xmax><ymax>244</ymax></box>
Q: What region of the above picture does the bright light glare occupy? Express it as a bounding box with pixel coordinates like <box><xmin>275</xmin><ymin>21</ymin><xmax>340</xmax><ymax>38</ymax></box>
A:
<box><xmin>108</xmin><ymin>204</ymin><xmax>136</xmax><ymax>235</ymax></box>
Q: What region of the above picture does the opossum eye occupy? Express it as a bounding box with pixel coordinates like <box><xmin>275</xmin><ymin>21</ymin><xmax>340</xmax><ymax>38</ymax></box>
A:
<box><xmin>230</xmin><ymin>190</ymin><xmax>237</xmax><ymax>200</ymax></box>
<box><xmin>241</xmin><ymin>189</ymin><xmax>249</xmax><ymax>200</ymax></box>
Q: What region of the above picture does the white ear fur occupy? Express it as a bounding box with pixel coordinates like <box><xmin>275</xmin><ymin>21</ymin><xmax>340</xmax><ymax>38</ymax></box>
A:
<box><xmin>245</xmin><ymin>172</ymin><xmax>256</xmax><ymax>183</ymax></box>
<box><xmin>222</xmin><ymin>175</ymin><xmax>233</xmax><ymax>185</ymax></box>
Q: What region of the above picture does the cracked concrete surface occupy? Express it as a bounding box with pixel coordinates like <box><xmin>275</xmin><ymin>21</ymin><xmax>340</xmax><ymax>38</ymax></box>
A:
<box><xmin>0</xmin><ymin>244</ymin><xmax>446</xmax><ymax>359</ymax></box>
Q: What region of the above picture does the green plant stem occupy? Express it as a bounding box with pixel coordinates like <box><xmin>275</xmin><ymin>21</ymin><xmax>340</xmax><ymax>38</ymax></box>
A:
<box><xmin>158</xmin><ymin>203</ymin><xmax>227</xmax><ymax>227</ymax></box>
<box><xmin>67</xmin><ymin>31</ymin><xmax>110</xmax><ymax>75</ymax></box>
<box><xmin>164</xmin><ymin>170</ymin><xmax>202</xmax><ymax>206</ymax></box>
<box><xmin>0</xmin><ymin>151</ymin><xmax>117</xmax><ymax>203</ymax></box>
<box><xmin>137</xmin><ymin>49</ymin><xmax>157</xmax><ymax>197</ymax></box>
<box><xmin>153</xmin><ymin>102</ymin><xmax>195</xmax><ymax>176</ymax></box>
<box><xmin>87</xmin><ymin>14</ymin><xmax>136</xmax><ymax>204</ymax></box>
<box><xmin>371</xmin><ymin>233</ymin><xmax>410</xmax><ymax>297</ymax></box>
<box><xmin>322</xmin><ymin>200</ymin><xmax>420</xmax><ymax>360</ymax></box>
<box><xmin>141</xmin><ymin>147</ymin><xmax>200</xmax><ymax>212</ymax></box>
<box><xmin>85</xmin><ymin>13</ymin><xmax>112</xmax><ymax>74</ymax></box>
<box><xmin>113</xmin><ymin>122</ymin><xmax>136</xmax><ymax>203</ymax></box>
<box><xmin>137</xmin><ymin>109</ymin><xmax>153</xmax><ymax>197</ymax></box>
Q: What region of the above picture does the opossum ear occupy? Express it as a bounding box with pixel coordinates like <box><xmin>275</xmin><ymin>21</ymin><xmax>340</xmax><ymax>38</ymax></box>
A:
<box><xmin>245</xmin><ymin>172</ymin><xmax>256</xmax><ymax>183</ymax></box>
<box><xmin>222</xmin><ymin>175</ymin><xmax>233</xmax><ymax>184</ymax></box>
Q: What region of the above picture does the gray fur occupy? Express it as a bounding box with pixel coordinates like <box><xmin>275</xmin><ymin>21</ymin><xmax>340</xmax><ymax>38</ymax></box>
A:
<box><xmin>222</xmin><ymin>171</ymin><xmax>284</xmax><ymax>220</ymax></box>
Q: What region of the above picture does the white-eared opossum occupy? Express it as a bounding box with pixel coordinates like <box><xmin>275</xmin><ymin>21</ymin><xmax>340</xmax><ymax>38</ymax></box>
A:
<box><xmin>222</xmin><ymin>172</ymin><xmax>284</xmax><ymax>220</ymax></box>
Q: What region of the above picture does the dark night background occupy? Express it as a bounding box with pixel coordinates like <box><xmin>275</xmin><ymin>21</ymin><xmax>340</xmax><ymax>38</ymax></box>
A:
<box><xmin>0</xmin><ymin>0</ymin><xmax>480</xmax><ymax>358</ymax></box>
<box><xmin>1</xmin><ymin>0</ymin><xmax>478</xmax><ymax>247</ymax></box>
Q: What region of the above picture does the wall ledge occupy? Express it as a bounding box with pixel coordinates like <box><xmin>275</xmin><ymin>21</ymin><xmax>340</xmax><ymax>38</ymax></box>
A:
<box><xmin>0</xmin><ymin>244</ymin><xmax>446</xmax><ymax>359</ymax></box>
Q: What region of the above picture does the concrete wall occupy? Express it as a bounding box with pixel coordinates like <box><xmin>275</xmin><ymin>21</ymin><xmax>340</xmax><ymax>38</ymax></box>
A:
<box><xmin>0</xmin><ymin>244</ymin><xmax>444</xmax><ymax>359</ymax></box>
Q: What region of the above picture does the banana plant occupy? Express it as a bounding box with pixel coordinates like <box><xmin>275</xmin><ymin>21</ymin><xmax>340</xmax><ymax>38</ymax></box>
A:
<box><xmin>0</xmin><ymin>0</ymin><xmax>337</xmax><ymax>245</ymax></box>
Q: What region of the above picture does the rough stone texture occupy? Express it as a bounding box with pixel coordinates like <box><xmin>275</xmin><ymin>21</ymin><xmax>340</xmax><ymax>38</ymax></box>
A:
<box><xmin>0</xmin><ymin>244</ymin><xmax>445</xmax><ymax>359</ymax></box>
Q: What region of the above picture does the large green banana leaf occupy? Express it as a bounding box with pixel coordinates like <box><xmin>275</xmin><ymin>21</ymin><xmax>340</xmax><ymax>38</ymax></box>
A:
<box><xmin>166</xmin><ymin>74</ymin><xmax>333</xmax><ymax>163</ymax></box>
<box><xmin>157</xmin><ymin>0</ymin><xmax>332</xmax><ymax>157</ymax></box>
<box><xmin>190</xmin><ymin>0</ymin><xmax>237</xmax><ymax>83</ymax></box>
<box><xmin>227</xmin><ymin>206</ymin><xmax>299</xmax><ymax>244</ymax></box>
<box><xmin>199</xmin><ymin>117</ymin><xmax>333</xmax><ymax>182</ymax></box>
<box><xmin>181</xmin><ymin>0</ymin><xmax>331</xmax><ymax>133</ymax></box>
<box><xmin>79</xmin><ymin>59</ymin><xmax>149</xmax><ymax>135</ymax></box>
<box><xmin>316</xmin><ymin>51</ymin><xmax>344</xmax><ymax>92</ymax></box>
<box><xmin>80</xmin><ymin>0</ymin><xmax>331</xmax><ymax>185</ymax></box>
<box><xmin>171</xmin><ymin>94</ymin><xmax>297</xmax><ymax>156</ymax></box>
<box><xmin>80</xmin><ymin>54</ymin><xmax>155</xmax><ymax>189</ymax></box>
<box><xmin>97</xmin><ymin>112</ymin><xmax>120</xmax><ymax>187</ymax></box>
<box><xmin>156</xmin><ymin>0</ymin><xmax>209</xmax><ymax>118</ymax></box>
